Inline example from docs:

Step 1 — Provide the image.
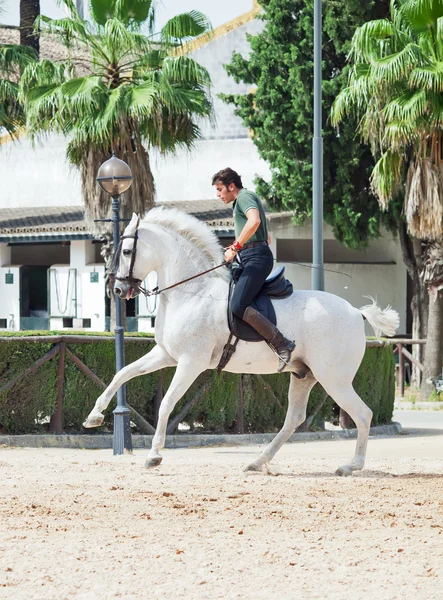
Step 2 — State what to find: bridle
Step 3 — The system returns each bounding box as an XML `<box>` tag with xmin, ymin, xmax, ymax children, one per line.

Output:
<box><xmin>112</xmin><ymin>229</ymin><xmax>143</xmax><ymax>291</ymax></box>
<box><xmin>111</xmin><ymin>226</ymin><xmax>227</xmax><ymax>298</ymax></box>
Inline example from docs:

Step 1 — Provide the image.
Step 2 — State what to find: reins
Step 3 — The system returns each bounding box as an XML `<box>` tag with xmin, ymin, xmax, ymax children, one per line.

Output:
<box><xmin>137</xmin><ymin>261</ymin><xmax>228</xmax><ymax>297</ymax></box>
<box><xmin>112</xmin><ymin>226</ymin><xmax>228</xmax><ymax>297</ymax></box>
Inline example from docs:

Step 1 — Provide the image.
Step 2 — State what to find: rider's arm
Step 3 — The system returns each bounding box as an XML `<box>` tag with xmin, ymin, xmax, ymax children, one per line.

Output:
<box><xmin>224</xmin><ymin>209</ymin><xmax>261</xmax><ymax>263</ymax></box>
<box><xmin>236</xmin><ymin>208</ymin><xmax>261</xmax><ymax>246</ymax></box>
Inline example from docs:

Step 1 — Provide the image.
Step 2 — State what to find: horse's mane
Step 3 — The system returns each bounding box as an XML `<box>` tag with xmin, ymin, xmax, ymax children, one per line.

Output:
<box><xmin>142</xmin><ymin>206</ymin><xmax>229</xmax><ymax>278</ymax></box>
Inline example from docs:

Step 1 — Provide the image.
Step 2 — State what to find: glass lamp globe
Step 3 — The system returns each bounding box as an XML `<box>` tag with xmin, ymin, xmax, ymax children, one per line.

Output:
<box><xmin>97</xmin><ymin>154</ymin><xmax>133</xmax><ymax>195</ymax></box>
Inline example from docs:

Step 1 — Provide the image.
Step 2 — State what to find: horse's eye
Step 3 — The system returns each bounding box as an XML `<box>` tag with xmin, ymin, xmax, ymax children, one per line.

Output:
<box><xmin>123</xmin><ymin>249</ymin><xmax>132</xmax><ymax>256</ymax></box>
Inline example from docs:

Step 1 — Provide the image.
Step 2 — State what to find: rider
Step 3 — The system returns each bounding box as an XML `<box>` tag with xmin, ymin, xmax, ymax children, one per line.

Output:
<box><xmin>212</xmin><ymin>167</ymin><xmax>295</xmax><ymax>372</ymax></box>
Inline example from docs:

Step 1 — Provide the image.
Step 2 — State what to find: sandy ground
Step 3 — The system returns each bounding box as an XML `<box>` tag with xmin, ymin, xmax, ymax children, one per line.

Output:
<box><xmin>1</xmin><ymin>430</ymin><xmax>443</xmax><ymax>600</ymax></box>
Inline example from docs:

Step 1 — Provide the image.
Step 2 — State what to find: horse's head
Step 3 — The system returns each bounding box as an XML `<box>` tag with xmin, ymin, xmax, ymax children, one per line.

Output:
<box><xmin>113</xmin><ymin>213</ymin><xmax>146</xmax><ymax>300</ymax></box>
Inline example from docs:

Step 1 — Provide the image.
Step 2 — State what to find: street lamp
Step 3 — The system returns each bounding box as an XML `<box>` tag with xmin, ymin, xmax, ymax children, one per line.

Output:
<box><xmin>97</xmin><ymin>153</ymin><xmax>133</xmax><ymax>455</ymax></box>
<box><xmin>312</xmin><ymin>0</ymin><xmax>324</xmax><ymax>291</ymax></box>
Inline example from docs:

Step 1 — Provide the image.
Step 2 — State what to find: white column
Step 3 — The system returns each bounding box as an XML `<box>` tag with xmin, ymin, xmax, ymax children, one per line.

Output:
<box><xmin>0</xmin><ymin>243</ymin><xmax>11</xmax><ymax>267</ymax></box>
<box><xmin>70</xmin><ymin>240</ymin><xmax>95</xmax><ymax>267</ymax></box>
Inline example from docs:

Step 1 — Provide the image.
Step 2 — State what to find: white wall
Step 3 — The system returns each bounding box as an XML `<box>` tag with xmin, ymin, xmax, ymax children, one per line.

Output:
<box><xmin>2</xmin><ymin>134</ymin><xmax>82</xmax><ymax>209</ymax></box>
<box><xmin>151</xmin><ymin>138</ymin><xmax>271</xmax><ymax>203</ymax></box>
<box><xmin>0</xmin><ymin>266</ymin><xmax>20</xmax><ymax>329</ymax></box>
<box><xmin>48</xmin><ymin>240</ymin><xmax>106</xmax><ymax>329</ymax></box>
<box><xmin>269</xmin><ymin>219</ymin><xmax>408</xmax><ymax>335</ymax></box>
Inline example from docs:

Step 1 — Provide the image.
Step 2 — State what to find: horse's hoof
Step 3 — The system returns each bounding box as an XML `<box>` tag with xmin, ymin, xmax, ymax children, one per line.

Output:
<box><xmin>83</xmin><ymin>414</ymin><xmax>104</xmax><ymax>428</ymax></box>
<box><xmin>145</xmin><ymin>456</ymin><xmax>162</xmax><ymax>469</ymax></box>
<box><xmin>244</xmin><ymin>462</ymin><xmax>263</xmax><ymax>472</ymax></box>
<box><xmin>335</xmin><ymin>465</ymin><xmax>353</xmax><ymax>477</ymax></box>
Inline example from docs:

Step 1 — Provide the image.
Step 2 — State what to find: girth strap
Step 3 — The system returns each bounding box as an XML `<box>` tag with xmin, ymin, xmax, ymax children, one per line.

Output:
<box><xmin>217</xmin><ymin>333</ymin><xmax>240</xmax><ymax>372</ymax></box>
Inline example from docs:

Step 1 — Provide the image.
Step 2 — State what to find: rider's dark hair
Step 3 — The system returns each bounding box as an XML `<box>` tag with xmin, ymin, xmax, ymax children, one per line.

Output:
<box><xmin>211</xmin><ymin>168</ymin><xmax>243</xmax><ymax>189</ymax></box>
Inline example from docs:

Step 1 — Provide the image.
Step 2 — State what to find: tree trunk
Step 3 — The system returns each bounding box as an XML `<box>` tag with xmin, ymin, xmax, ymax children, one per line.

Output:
<box><xmin>420</xmin><ymin>289</ymin><xmax>443</xmax><ymax>398</ymax></box>
<box><xmin>20</xmin><ymin>0</ymin><xmax>40</xmax><ymax>56</ymax></box>
<box><xmin>420</xmin><ymin>241</ymin><xmax>443</xmax><ymax>399</ymax></box>
<box><xmin>398</xmin><ymin>222</ymin><xmax>428</xmax><ymax>387</ymax></box>
<box><xmin>81</xmin><ymin>125</ymin><xmax>155</xmax><ymax>229</ymax></box>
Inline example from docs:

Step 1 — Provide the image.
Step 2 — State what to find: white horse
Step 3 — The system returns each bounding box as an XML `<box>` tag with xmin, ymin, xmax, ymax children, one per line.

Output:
<box><xmin>84</xmin><ymin>208</ymin><xmax>399</xmax><ymax>476</ymax></box>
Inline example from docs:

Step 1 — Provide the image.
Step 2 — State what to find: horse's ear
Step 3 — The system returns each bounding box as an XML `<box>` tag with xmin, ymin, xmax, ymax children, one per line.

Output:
<box><xmin>126</xmin><ymin>213</ymin><xmax>140</xmax><ymax>235</ymax></box>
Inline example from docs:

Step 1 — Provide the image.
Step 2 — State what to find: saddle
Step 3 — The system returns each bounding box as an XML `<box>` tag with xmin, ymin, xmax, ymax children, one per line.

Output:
<box><xmin>219</xmin><ymin>265</ymin><xmax>310</xmax><ymax>378</ymax></box>
<box><xmin>228</xmin><ymin>265</ymin><xmax>293</xmax><ymax>342</ymax></box>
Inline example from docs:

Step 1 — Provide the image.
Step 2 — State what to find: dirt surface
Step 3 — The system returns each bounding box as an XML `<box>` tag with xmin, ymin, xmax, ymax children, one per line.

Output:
<box><xmin>1</xmin><ymin>432</ymin><xmax>443</xmax><ymax>600</ymax></box>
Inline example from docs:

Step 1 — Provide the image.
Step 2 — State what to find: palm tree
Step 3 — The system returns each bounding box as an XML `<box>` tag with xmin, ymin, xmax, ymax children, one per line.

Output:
<box><xmin>331</xmin><ymin>0</ymin><xmax>443</xmax><ymax>398</ymax></box>
<box><xmin>20</xmin><ymin>0</ymin><xmax>40</xmax><ymax>56</ymax></box>
<box><xmin>19</xmin><ymin>0</ymin><xmax>213</xmax><ymax>222</ymax></box>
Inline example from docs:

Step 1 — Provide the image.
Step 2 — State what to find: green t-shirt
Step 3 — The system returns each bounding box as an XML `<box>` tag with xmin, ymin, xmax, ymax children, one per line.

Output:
<box><xmin>233</xmin><ymin>188</ymin><xmax>268</xmax><ymax>243</ymax></box>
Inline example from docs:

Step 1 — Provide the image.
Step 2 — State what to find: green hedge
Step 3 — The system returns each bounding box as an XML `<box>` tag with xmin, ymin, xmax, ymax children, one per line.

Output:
<box><xmin>0</xmin><ymin>333</ymin><xmax>395</xmax><ymax>435</ymax></box>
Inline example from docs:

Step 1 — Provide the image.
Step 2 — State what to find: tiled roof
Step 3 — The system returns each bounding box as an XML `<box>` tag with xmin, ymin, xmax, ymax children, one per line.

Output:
<box><xmin>0</xmin><ymin>201</ymin><xmax>293</xmax><ymax>243</ymax></box>
<box><xmin>0</xmin><ymin>201</ymin><xmax>235</xmax><ymax>242</ymax></box>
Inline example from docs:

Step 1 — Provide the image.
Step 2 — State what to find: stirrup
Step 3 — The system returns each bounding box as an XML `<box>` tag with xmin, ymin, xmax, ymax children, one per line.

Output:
<box><xmin>267</xmin><ymin>341</ymin><xmax>295</xmax><ymax>372</ymax></box>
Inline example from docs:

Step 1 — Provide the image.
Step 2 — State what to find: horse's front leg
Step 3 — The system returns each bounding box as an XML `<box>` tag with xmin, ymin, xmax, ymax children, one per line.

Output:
<box><xmin>145</xmin><ymin>357</ymin><xmax>206</xmax><ymax>468</ymax></box>
<box><xmin>83</xmin><ymin>345</ymin><xmax>176</xmax><ymax>428</ymax></box>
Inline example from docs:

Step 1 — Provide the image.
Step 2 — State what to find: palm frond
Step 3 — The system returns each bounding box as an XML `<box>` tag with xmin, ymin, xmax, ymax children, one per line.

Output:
<box><xmin>410</xmin><ymin>63</ymin><xmax>443</xmax><ymax>92</ymax></box>
<box><xmin>129</xmin><ymin>81</ymin><xmax>158</xmax><ymax>117</ymax></box>
<box><xmin>161</xmin><ymin>56</ymin><xmax>211</xmax><ymax>87</ymax></box>
<box><xmin>0</xmin><ymin>45</ymin><xmax>37</xmax><ymax>75</ymax></box>
<box><xmin>384</xmin><ymin>89</ymin><xmax>427</xmax><ymax>122</ymax></box>
<box><xmin>331</xmin><ymin>67</ymin><xmax>374</xmax><ymax>127</ymax></box>
<box><xmin>401</xmin><ymin>0</ymin><xmax>443</xmax><ymax>34</ymax></box>
<box><xmin>37</xmin><ymin>14</ymin><xmax>93</xmax><ymax>47</ymax></box>
<box><xmin>370</xmin><ymin>43</ymin><xmax>423</xmax><ymax>84</ymax></box>
<box><xmin>103</xmin><ymin>18</ymin><xmax>150</xmax><ymax>54</ymax></box>
<box><xmin>160</xmin><ymin>11</ymin><xmax>212</xmax><ymax>45</ymax></box>
<box><xmin>371</xmin><ymin>149</ymin><xmax>404</xmax><ymax>208</ymax></box>
<box><xmin>383</xmin><ymin>120</ymin><xmax>420</xmax><ymax>149</ymax></box>
<box><xmin>350</xmin><ymin>19</ymin><xmax>396</xmax><ymax>62</ymax></box>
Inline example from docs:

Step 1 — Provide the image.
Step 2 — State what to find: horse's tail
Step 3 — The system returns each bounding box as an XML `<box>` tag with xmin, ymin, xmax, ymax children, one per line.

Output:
<box><xmin>359</xmin><ymin>296</ymin><xmax>400</xmax><ymax>339</ymax></box>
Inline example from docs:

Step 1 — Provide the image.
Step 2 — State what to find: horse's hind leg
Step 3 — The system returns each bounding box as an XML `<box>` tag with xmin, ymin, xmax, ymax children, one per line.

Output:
<box><xmin>245</xmin><ymin>373</ymin><xmax>316</xmax><ymax>472</ymax></box>
<box><xmin>83</xmin><ymin>345</ymin><xmax>175</xmax><ymax>428</ymax></box>
<box><xmin>322</xmin><ymin>380</ymin><xmax>373</xmax><ymax>476</ymax></box>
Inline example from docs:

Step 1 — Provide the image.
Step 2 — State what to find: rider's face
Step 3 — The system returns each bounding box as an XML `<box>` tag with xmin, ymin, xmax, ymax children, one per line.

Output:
<box><xmin>214</xmin><ymin>181</ymin><xmax>236</xmax><ymax>204</ymax></box>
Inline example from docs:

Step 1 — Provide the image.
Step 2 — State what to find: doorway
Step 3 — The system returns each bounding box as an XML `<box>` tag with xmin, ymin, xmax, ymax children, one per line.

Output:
<box><xmin>20</xmin><ymin>266</ymin><xmax>50</xmax><ymax>330</ymax></box>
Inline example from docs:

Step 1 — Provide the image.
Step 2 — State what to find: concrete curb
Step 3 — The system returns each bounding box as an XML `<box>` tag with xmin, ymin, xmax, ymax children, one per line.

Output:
<box><xmin>395</xmin><ymin>401</ymin><xmax>443</xmax><ymax>410</ymax></box>
<box><xmin>0</xmin><ymin>423</ymin><xmax>402</xmax><ymax>450</ymax></box>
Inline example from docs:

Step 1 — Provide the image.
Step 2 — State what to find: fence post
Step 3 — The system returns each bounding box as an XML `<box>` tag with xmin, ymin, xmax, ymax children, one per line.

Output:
<box><xmin>398</xmin><ymin>343</ymin><xmax>405</xmax><ymax>398</ymax></box>
<box><xmin>236</xmin><ymin>374</ymin><xmax>245</xmax><ymax>434</ymax></box>
<box><xmin>50</xmin><ymin>342</ymin><xmax>65</xmax><ymax>434</ymax></box>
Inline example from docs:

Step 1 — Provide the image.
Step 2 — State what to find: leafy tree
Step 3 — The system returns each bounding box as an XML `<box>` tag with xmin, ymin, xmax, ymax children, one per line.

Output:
<box><xmin>19</xmin><ymin>0</ymin><xmax>213</xmax><ymax>221</ymax></box>
<box><xmin>221</xmin><ymin>0</ymin><xmax>392</xmax><ymax>250</ymax></box>
<box><xmin>0</xmin><ymin>0</ymin><xmax>36</xmax><ymax>137</ymax></box>
<box><xmin>331</xmin><ymin>0</ymin><xmax>443</xmax><ymax>397</ymax></box>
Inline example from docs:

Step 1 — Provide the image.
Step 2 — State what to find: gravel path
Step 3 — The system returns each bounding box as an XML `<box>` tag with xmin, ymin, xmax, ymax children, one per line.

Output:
<box><xmin>1</xmin><ymin>432</ymin><xmax>443</xmax><ymax>599</ymax></box>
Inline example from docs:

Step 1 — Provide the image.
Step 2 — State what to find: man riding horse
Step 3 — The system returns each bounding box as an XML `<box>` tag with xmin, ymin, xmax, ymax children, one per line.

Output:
<box><xmin>212</xmin><ymin>167</ymin><xmax>295</xmax><ymax>372</ymax></box>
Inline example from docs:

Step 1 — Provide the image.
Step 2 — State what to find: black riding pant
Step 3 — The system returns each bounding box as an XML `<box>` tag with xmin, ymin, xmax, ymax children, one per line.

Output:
<box><xmin>231</xmin><ymin>244</ymin><xmax>274</xmax><ymax>319</ymax></box>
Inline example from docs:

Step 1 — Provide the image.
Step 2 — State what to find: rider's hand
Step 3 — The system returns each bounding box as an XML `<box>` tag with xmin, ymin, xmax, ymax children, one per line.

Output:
<box><xmin>224</xmin><ymin>248</ymin><xmax>237</xmax><ymax>263</ymax></box>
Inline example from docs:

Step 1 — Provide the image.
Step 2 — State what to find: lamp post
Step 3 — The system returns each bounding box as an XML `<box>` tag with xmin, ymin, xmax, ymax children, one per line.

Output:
<box><xmin>97</xmin><ymin>153</ymin><xmax>133</xmax><ymax>455</ymax></box>
<box><xmin>312</xmin><ymin>0</ymin><xmax>324</xmax><ymax>291</ymax></box>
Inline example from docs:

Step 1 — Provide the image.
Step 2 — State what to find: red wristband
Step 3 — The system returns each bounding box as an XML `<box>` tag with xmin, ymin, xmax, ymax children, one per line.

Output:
<box><xmin>232</xmin><ymin>240</ymin><xmax>242</xmax><ymax>251</ymax></box>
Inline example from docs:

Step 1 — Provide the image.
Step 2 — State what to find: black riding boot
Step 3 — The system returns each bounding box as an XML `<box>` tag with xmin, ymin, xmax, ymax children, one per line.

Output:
<box><xmin>243</xmin><ymin>306</ymin><xmax>295</xmax><ymax>372</ymax></box>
